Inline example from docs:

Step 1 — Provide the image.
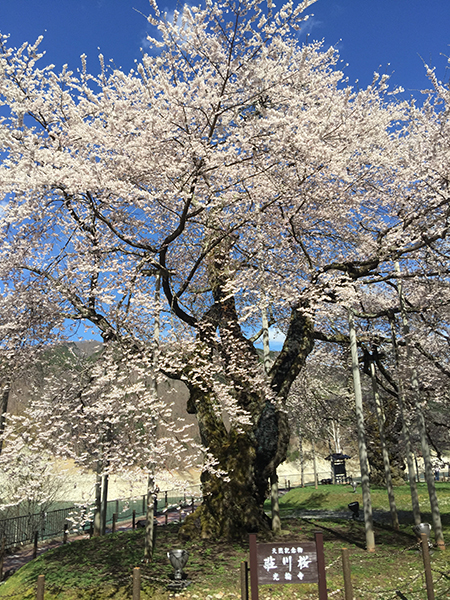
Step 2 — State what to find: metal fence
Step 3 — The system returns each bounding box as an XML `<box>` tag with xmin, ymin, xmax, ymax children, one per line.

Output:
<box><xmin>279</xmin><ymin>471</ymin><xmax>359</xmax><ymax>489</ymax></box>
<box><xmin>0</xmin><ymin>484</ymin><xmax>201</xmax><ymax>550</ymax></box>
<box><xmin>0</xmin><ymin>475</ymin><xmax>371</xmax><ymax>550</ymax></box>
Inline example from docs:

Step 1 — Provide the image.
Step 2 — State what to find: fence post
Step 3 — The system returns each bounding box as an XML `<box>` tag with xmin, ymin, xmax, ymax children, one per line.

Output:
<box><xmin>142</xmin><ymin>495</ymin><xmax>146</xmax><ymax>516</ymax></box>
<box><xmin>249</xmin><ymin>534</ymin><xmax>259</xmax><ymax>600</ymax></box>
<box><xmin>112</xmin><ymin>513</ymin><xmax>117</xmax><ymax>533</ymax></box>
<box><xmin>63</xmin><ymin>523</ymin><xmax>68</xmax><ymax>544</ymax></box>
<box><xmin>132</xmin><ymin>510</ymin><xmax>136</xmax><ymax>530</ymax></box>
<box><xmin>421</xmin><ymin>533</ymin><xmax>435</xmax><ymax>600</ymax></box>
<box><xmin>315</xmin><ymin>531</ymin><xmax>328</xmax><ymax>600</ymax></box>
<box><xmin>33</xmin><ymin>531</ymin><xmax>38</xmax><ymax>559</ymax></box>
<box><xmin>240</xmin><ymin>561</ymin><xmax>249</xmax><ymax>600</ymax></box>
<box><xmin>341</xmin><ymin>548</ymin><xmax>353</xmax><ymax>600</ymax></box>
<box><xmin>36</xmin><ymin>574</ymin><xmax>45</xmax><ymax>600</ymax></box>
<box><xmin>165</xmin><ymin>491</ymin><xmax>168</xmax><ymax>508</ymax></box>
<box><xmin>179</xmin><ymin>506</ymin><xmax>182</xmax><ymax>522</ymax></box>
<box><xmin>132</xmin><ymin>566</ymin><xmax>141</xmax><ymax>600</ymax></box>
<box><xmin>165</xmin><ymin>511</ymin><xmax>168</xmax><ymax>526</ymax></box>
<box><xmin>0</xmin><ymin>535</ymin><xmax>5</xmax><ymax>582</ymax></box>
<box><xmin>191</xmin><ymin>497</ymin><xmax>195</xmax><ymax>513</ymax></box>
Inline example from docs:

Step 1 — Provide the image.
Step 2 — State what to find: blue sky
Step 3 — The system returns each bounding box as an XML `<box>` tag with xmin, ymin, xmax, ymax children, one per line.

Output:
<box><xmin>1</xmin><ymin>0</ymin><xmax>449</xmax><ymax>97</ymax></box>
<box><xmin>1</xmin><ymin>0</ymin><xmax>449</xmax><ymax>346</ymax></box>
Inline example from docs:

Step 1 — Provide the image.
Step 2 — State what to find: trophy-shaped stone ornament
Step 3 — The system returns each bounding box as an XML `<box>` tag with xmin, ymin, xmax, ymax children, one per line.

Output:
<box><xmin>167</xmin><ymin>549</ymin><xmax>189</xmax><ymax>580</ymax></box>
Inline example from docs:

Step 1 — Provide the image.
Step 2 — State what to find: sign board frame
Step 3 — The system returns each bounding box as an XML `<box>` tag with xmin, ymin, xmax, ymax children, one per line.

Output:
<box><xmin>249</xmin><ymin>532</ymin><xmax>327</xmax><ymax>600</ymax></box>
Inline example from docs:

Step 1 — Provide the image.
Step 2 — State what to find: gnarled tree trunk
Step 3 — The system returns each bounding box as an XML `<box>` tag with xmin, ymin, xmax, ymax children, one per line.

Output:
<box><xmin>172</xmin><ymin>232</ymin><xmax>315</xmax><ymax>540</ymax></box>
<box><xmin>179</xmin><ymin>300</ymin><xmax>314</xmax><ymax>539</ymax></box>
<box><xmin>181</xmin><ymin>377</ymin><xmax>292</xmax><ymax>539</ymax></box>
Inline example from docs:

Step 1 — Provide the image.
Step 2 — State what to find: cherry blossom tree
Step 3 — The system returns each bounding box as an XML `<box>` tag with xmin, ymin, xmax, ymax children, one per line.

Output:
<box><xmin>324</xmin><ymin>269</ymin><xmax>450</xmax><ymax>548</ymax></box>
<box><xmin>0</xmin><ymin>337</ymin><xmax>197</xmax><ymax>549</ymax></box>
<box><xmin>0</xmin><ymin>275</ymin><xmax>63</xmax><ymax>453</ymax></box>
<box><xmin>0</xmin><ymin>0</ymin><xmax>448</xmax><ymax>540</ymax></box>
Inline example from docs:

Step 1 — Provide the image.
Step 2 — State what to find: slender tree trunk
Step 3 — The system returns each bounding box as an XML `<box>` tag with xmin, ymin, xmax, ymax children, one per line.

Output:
<box><xmin>369</xmin><ymin>360</ymin><xmax>399</xmax><ymax>530</ymax></box>
<box><xmin>402</xmin><ymin>406</ymin><xmax>421</xmax><ymax>524</ymax></box>
<box><xmin>312</xmin><ymin>438</ymin><xmax>318</xmax><ymax>489</ymax></box>
<box><xmin>390</xmin><ymin>318</ymin><xmax>421</xmax><ymax>525</ymax></box>
<box><xmin>261</xmin><ymin>300</ymin><xmax>281</xmax><ymax>533</ymax></box>
<box><xmin>348</xmin><ymin>310</ymin><xmax>375</xmax><ymax>552</ymax></box>
<box><xmin>93</xmin><ymin>462</ymin><xmax>102</xmax><ymax>536</ymax></box>
<box><xmin>395</xmin><ymin>263</ymin><xmax>444</xmax><ymax>548</ymax></box>
<box><xmin>270</xmin><ymin>473</ymin><xmax>281</xmax><ymax>534</ymax></box>
<box><xmin>298</xmin><ymin>424</ymin><xmax>305</xmax><ymax>488</ymax></box>
<box><xmin>0</xmin><ymin>378</ymin><xmax>11</xmax><ymax>455</ymax></box>
<box><xmin>144</xmin><ymin>272</ymin><xmax>161</xmax><ymax>560</ymax></box>
<box><xmin>144</xmin><ymin>469</ymin><xmax>156</xmax><ymax>561</ymax></box>
<box><xmin>414</xmin><ymin>455</ymin><xmax>421</xmax><ymax>483</ymax></box>
<box><xmin>101</xmin><ymin>473</ymin><xmax>109</xmax><ymax>535</ymax></box>
<box><xmin>415</xmin><ymin>401</ymin><xmax>445</xmax><ymax>548</ymax></box>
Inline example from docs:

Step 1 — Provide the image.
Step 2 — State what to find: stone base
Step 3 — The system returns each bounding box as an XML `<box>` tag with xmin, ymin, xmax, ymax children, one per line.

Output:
<box><xmin>167</xmin><ymin>579</ymin><xmax>192</xmax><ymax>591</ymax></box>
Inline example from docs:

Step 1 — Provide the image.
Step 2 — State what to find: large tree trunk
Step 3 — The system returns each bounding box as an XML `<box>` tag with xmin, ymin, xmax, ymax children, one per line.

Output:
<box><xmin>177</xmin><ymin>235</ymin><xmax>314</xmax><ymax>540</ymax></box>
<box><xmin>181</xmin><ymin>379</ymin><xmax>290</xmax><ymax>539</ymax></box>
<box><xmin>179</xmin><ymin>305</ymin><xmax>314</xmax><ymax>540</ymax></box>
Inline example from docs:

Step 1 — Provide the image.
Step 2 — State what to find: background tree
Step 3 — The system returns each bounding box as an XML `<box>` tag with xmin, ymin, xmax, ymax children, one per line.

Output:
<box><xmin>287</xmin><ymin>342</ymin><xmax>356</xmax><ymax>482</ymax></box>
<box><xmin>0</xmin><ymin>276</ymin><xmax>63</xmax><ymax>452</ymax></box>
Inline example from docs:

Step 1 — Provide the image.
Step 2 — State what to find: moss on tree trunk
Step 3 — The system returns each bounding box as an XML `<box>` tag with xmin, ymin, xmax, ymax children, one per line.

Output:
<box><xmin>178</xmin><ymin>306</ymin><xmax>313</xmax><ymax>540</ymax></box>
<box><xmin>176</xmin><ymin>238</ymin><xmax>315</xmax><ymax>540</ymax></box>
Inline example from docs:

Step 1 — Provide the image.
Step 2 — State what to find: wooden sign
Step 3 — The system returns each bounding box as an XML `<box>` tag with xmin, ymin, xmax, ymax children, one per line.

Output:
<box><xmin>255</xmin><ymin>541</ymin><xmax>318</xmax><ymax>584</ymax></box>
<box><xmin>249</xmin><ymin>532</ymin><xmax>327</xmax><ymax>600</ymax></box>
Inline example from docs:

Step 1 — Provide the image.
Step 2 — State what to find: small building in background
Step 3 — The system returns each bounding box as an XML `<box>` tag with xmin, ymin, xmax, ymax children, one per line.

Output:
<box><xmin>325</xmin><ymin>453</ymin><xmax>352</xmax><ymax>483</ymax></box>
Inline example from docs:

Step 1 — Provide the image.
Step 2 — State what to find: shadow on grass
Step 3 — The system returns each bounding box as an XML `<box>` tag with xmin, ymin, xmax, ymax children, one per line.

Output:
<box><xmin>11</xmin><ymin>530</ymin><xmax>147</xmax><ymax>596</ymax></box>
<box><xmin>300</xmin><ymin>517</ymin><xmax>419</xmax><ymax>551</ymax></box>
<box><xmin>281</xmin><ymin>491</ymin><xmax>330</xmax><ymax>510</ymax></box>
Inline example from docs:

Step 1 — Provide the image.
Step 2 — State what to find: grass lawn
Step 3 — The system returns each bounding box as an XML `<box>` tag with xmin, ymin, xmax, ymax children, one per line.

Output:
<box><xmin>0</xmin><ymin>482</ymin><xmax>449</xmax><ymax>599</ymax></box>
<box><xmin>276</xmin><ymin>480</ymin><xmax>450</xmax><ymax>517</ymax></box>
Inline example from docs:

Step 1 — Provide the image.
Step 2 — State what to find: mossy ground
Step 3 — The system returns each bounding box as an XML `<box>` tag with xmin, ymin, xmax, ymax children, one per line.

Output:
<box><xmin>0</xmin><ymin>482</ymin><xmax>449</xmax><ymax>599</ymax></box>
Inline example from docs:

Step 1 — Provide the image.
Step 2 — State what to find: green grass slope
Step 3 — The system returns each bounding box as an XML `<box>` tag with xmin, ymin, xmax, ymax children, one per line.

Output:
<box><xmin>1</xmin><ymin>483</ymin><xmax>449</xmax><ymax>599</ymax></box>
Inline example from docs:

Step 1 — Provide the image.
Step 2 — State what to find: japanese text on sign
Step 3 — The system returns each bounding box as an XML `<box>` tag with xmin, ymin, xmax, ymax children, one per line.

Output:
<box><xmin>257</xmin><ymin>542</ymin><xmax>318</xmax><ymax>585</ymax></box>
